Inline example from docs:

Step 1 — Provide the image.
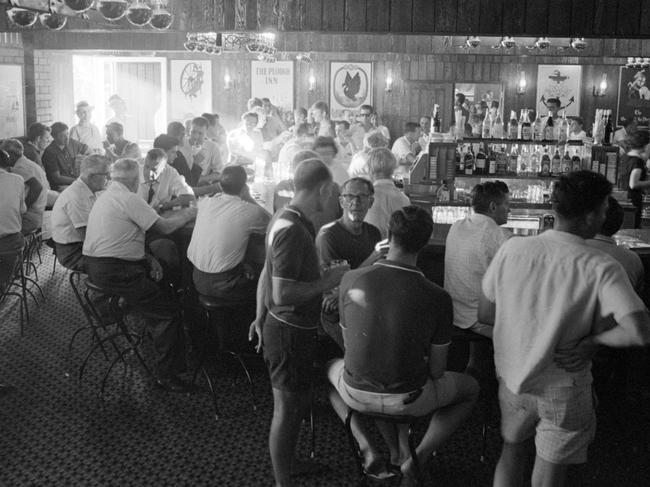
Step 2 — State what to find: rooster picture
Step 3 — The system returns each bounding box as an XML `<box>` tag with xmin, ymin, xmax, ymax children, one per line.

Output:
<box><xmin>331</xmin><ymin>63</ymin><xmax>371</xmax><ymax>115</ymax></box>
<box><xmin>342</xmin><ymin>71</ymin><xmax>361</xmax><ymax>101</ymax></box>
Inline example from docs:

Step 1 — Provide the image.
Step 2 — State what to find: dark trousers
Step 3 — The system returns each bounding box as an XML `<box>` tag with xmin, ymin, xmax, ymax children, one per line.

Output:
<box><xmin>192</xmin><ymin>264</ymin><xmax>257</xmax><ymax>302</ymax></box>
<box><xmin>85</xmin><ymin>256</ymin><xmax>185</xmax><ymax>378</ymax></box>
<box><xmin>54</xmin><ymin>241</ymin><xmax>85</xmax><ymax>272</ymax></box>
<box><xmin>0</xmin><ymin>233</ymin><xmax>24</xmax><ymax>292</ymax></box>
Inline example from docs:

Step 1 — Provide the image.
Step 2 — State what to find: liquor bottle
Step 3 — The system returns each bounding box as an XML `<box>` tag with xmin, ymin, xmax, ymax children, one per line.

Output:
<box><xmin>455</xmin><ymin>146</ymin><xmax>463</xmax><ymax>174</ymax></box>
<box><xmin>497</xmin><ymin>145</ymin><xmax>508</xmax><ymax>175</ymax></box>
<box><xmin>475</xmin><ymin>146</ymin><xmax>487</xmax><ymax>174</ymax></box>
<box><xmin>604</xmin><ymin>110</ymin><xmax>613</xmax><ymax>144</ymax></box>
<box><xmin>517</xmin><ymin>109</ymin><xmax>525</xmax><ymax>139</ymax></box>
<box><xmin>508</xmin><ymin>145</ymin><xmax>519</xmax><ymax>175</ymax></box>
<box><xmin>492</xmin><ymin>110</ymin><xmax>504</xmax><ymax>139</ymax></box>
<box><xmin>432</xmin><ymin>104</ymin><xmax>441</xmax><ymax>134</ymax></box>
<box><xmin>529</xmin><ymin>145</ymin><xmax>541</xmax><ymax>175</ymax></box>
<box><xmin>508</xmin><ymin>110</ymin><xmax>519</xmax><ymax>139</ymax></box>
<box><xmin>482</xmin><ymin>112</ymin><xmax>492</xmax><ymax>139</ymax></box>
<box><xmin>561</xmin><ymin>149</ymin><xmax>572</xmax><ymax>173</ymax></box>
<box><xmin>488</xmin><ymin>147</ymin><xmax>497</xmax><ymax>174</ymax></box>
<box><xmin>558</xmin><ymin>111</ymin><xmax>568</xmax><ymax>144</ymax></box>
<box><xmin>464</xmin><ymin>146</ymin><xmax>475</xmax><ymax>175</ymax></box>
<box><xmin>544</xmin><ymin>113</ymin><xmax>555</xmax><ymax>140</ymax></box>
<box><xmin>533</xmin><ymin>112</ymin><xmax>544</xmax><ymax>141</ymax></box>
<box><xmin>550</xmin><ymin>148</ymin><xmax>561</xmax><ymax>175</ymax></box>
<box><xmin>521</xmin><ymin>110</ymin><xmax>532</xmax><ymax>141</ymax></box>
<box><xmin>571</xmin><ymin>147</ymin><xmax>582</xmax><ymax>172</ymax></box>
<box><xmin>541</xmin><ymin>147</ymin><xmax>551</xmax><ymax>176</ymax></box>
<box><xmin>518</xmin><ymin>146</ymin><xmax>530</xmax><ymax>175</ymax></box>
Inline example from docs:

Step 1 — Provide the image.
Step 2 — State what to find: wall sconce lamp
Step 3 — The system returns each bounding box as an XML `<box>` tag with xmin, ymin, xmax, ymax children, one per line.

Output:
<box><xmin>516</xmin><ymin>71</ymin><xmax>527</xmax><ymax>94</ymax></box>
<box><xmin>593</xmin><ymin>73</ymin><xmax>608</xmax><ymax>97</ymax></box>
<box><xmin>385</xmin><ymin>70</ymin><xmax>394</xmax><ymax>93</ymax></box>
<box><xmin>308</xmin><ymin>69</ymin><xmax>316</xmax><ymax>91</ymax></box>
<box><xmin>224</xmin><ymin>70</ymin><xmax>233</xmax><ymax>90</ymax></box>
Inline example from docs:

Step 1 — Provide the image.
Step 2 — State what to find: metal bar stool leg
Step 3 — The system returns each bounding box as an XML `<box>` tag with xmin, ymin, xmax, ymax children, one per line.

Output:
<box><xmin>344</xmin><ymin>410</ymin><xmax>367</xmax><ymax>483</ymax></box>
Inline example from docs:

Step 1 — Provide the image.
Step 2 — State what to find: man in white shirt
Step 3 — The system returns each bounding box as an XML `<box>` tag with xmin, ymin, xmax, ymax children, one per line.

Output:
<box><xmin>391</xmin><ymin>122</ymin><xmax>421</xmax><ymax>179</ymax></box>
<box><xmin>69</xmin><ymin>101</ymin><xmax>103</xmax><ymax>153</ymax></box>
<box><xmin>350</xmin><ymin>104</ymin><xmax>376</xmax><ymax>151</ymax></box>
<box><xmin>347</xmin><ymin>131</ymin><xmax>389</xmax><ymax>180</ymax></box>
<box><xmin>1</xmin><ymin>139</ymin><xmax>50</xmax><ymax>235</ymax></box>
<box><xmin>276</xmin><ymin>123</ymin><xmax>313</xmax><ymax>180</ymax></box>
<box><xmin>310</xmin><ymin>101</ymin><xmax>336</xmax><ymax>138</ymax></box>
<box><xmin>444</xmin><ymin>181</ymin><xmax>510</xmax><ymax>379</ymax></box>
<box><xmin>364</xmin><ymin>148</ymin><xmax>410</xmax><ymax>239</ymax></box>
<box><xmin>138</xmin><ymin>148</ymin><xmax>194</xmax><ymax>211</ymax></box>
<box><xmin>313</xmin><ymin>136</ymin><xmax>349</xmax><ymax>187</ymax></box>
<box><xmin>188</xmin><ymin>165</ymin><xmax>270</xmax><ymax>301</ymax></box>
<box><xmin>227</xmin><ymin>111</ymin><xmax>267</xmax><ymax>168</ymax></box>
<box><xmin>182</xmin><ymin>117</ymin><xmax>223</xmax><ymax>185</ymax></box>
<box><xmin>51</xmin><ymin>154</ymin><xmax>111</xmax><ymax>271</ymax></box>
<box><xmin>480</xmin><ymin>171</ymin><xmax>650</xmax><ymax>487</ymax></box>
<box><xmin>103</xmin><ymin>122</ymin><xmax>140</xmax><ymax>163</ymax></box>
<box><xmin>83</xmin><ymin>158</ymin><xmax>196</xmax><ymax>392</ymax></box>
<box><xmin>417</xmin><ymin>116</ymin><xmax>431</xmax><ymax>150</ymax></box>
<box><xmin>0</xmin><ymin>150</ymin><xmax>26</xmax><ymax>291</ymax></box>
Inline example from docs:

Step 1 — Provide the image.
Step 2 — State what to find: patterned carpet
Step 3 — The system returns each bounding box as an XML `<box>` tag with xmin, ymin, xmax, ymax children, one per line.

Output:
<box><xmin>1</xmin><ymin>248</ymin><xmax>649</xmax><ymax>486</ymax></box>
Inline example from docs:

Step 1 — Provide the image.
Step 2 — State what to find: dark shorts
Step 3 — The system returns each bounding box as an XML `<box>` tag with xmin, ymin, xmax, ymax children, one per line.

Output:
<box><xmin>54</xmin><ymin>241</ymin><xmax>85</xmax><ymax>272</ymax></box>
<box><xmin>263</xmin><ymin>315</ymin><xmax>317</xmax><ymax>393</ymax></box>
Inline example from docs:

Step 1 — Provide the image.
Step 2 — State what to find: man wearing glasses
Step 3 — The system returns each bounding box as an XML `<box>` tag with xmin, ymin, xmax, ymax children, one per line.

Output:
<box><xmin>51</xmin><ymin>154</ymin><xmax>111</xmax><ymax>271</ymax></box>
<box><xmin>350</xmin><ymin>104</ymin><xmax>376</xmax><ymax>152</ymax></box>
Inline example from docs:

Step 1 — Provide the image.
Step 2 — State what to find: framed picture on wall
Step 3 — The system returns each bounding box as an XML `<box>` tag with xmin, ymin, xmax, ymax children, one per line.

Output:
<box><xmin>535</xmin><ymin>65</ymin><xmax>582</xmax><ymax>117</ymax></box>
<box><xmin>0</xmin><ymin>64</ymin><xmax>25</xmax><ymax>138</ymax></box>
<box><xmin>329</xmin><ymin>62</ymin><xmax>373</xmax><ymax>119</ymax></box>
<box><xmin>251</xmin><ymin>60</ymin><xmax>294</xmax><ymax>113</ymax></box>
<box><xmin>170</xmin><ymin>60</ymin><xmax>212</xmax><ymax>121</ymax></box>
<box><xmin>617</xmin><ymin>66</ymin><xmax>650</xmax><ymax>127</ymax></box>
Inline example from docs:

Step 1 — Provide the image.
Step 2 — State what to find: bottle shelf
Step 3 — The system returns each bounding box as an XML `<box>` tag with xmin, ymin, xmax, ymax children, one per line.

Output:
<box><xmin>458</xmin><ymin>137</ymin><xmax>584</xmax><ymax>146</ymax></box>
<box><xmin>454</xmin><ymin>173</ymin><xmax>560</xmax><ymax>180</ymax></box>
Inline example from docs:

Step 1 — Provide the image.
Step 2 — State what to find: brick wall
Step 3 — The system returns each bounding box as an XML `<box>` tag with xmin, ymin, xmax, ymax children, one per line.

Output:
<box><xmin>33</xmin><ymin>50</ymin><xmax>52</xmax><ymax>123</ymax></box>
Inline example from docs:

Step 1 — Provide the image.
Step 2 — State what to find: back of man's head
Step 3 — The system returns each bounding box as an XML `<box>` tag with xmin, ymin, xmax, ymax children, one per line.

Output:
<box><xmin>0</xmin><ymin>139</ymin><xmax>23</xmax><ymax>158</ymax></box>
<box><xmin>472</xmin><ymin>181</ymin><xmax>509</xmax><ymax>214</ymax></box>
<box><xmin>201</xmin><ymin>113</ymin><xmax>217</xmax><ymax>126</ymax></box>
<box><xmin>111</xmin><ymin>158</ymin><xmax>140</xmax><ymax>183</ymax></box>
<box><xmin>221</xmin><ymin>165</ymin><xmax>248</xmax><ymax>195</ymax></box>
<box><xmin>50</xmin><ymin>122</ymin><xmax>68</xmax><ymax>138</ymax></box>
<box><xmin>191</xmin><ymin>116</ymin><xmax>209</xmax><ymax>129</ymax></box>
<box><xmin>363</xmin><ymin>131</ymin><xmax>388</xmax><ymax>150</ymax></box>
<box><xmin>368</xmin><ymin>148</ymin><xmax>397</xmax><ymax>179</ymax></box>
<box><xmin>628</xmin><ymin>130</ymin><xmax>649</xmax><ymax>150</ymax></box>
<box><xmin>167</xmin><ymin>121</ymin><xmax>184</xmax><ymax>137</ymax></box>
<box><xmin>552</xmin><ymin>171</ymin><xmax>612</xmax><ymax>221</ymax></box>
<box><xmin>404</xmin><ymin>122</ymin><xmax>419</xmax><ymax>135</ymax></box>
<box><xmin>293</xmin><ymin>158</ymin><xmax>332</xmax><ymax>192</ymax></box>
<box><xmin>388</xmin><ymin>206</ymin><xmax>433</xmax><ymax>254</ymax></box>
<box><xmin>0</xmin><ymin>149</ymin><xmax>11</xmax><ymax>168</ymax></box>
<box><xmin>154</xmin><ymin>134</ymin><xmax>179</xmax><ymax>151</ymax></box>
<box><xmin>247</xmin><ymin>97</ymin><xmax>263</xmax><ymax>110</ymax></box>
<box><xmin>290</xmin><ymin>150</ymin><xmax>320</xmax><ymax>174</ymax></box>
<box><xmin>80</xmin><ymin>154</ymin><xmax>111</xmax><ymax>177</ymax></box>
<box><xmin>600</xmin><ymin>196</ymin><xmax>624</xmax><ymax>237</ymax></box>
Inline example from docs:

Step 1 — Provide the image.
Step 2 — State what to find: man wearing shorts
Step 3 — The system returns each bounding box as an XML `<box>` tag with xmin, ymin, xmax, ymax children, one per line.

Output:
<box><xmin>327</xmin><ymin>206</ymin><xmax>479</xmax><ymax>486</ymax></box>
<box><xmin>249</xmin><ymin>158</ymin><xmax>349</xmax><ymax>487</ymax></box>
<box><xmin>479</xmin><ymin>171</ymin><xmax>650</xmax><ymax>487</ymax></box>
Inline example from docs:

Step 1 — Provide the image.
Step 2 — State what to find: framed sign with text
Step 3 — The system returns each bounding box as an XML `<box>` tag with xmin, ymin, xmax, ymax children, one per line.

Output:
<box><xmin>251</xmin><ymin>60</ymin><xmax>294</xmax><ymax>111</ymax></box>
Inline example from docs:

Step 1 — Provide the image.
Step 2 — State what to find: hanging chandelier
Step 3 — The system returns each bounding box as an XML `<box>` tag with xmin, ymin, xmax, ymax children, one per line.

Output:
<box><xmin>183</xmin><ymin>30</ymin><xmax>278</xmax><ymax>62</ymax></box>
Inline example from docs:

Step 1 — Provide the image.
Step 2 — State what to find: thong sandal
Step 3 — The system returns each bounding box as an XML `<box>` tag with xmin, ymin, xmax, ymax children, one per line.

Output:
<box><xmin>363</xmin><ymin>464</ymin><xmax>397</xmax><ymax>481</ymax></box>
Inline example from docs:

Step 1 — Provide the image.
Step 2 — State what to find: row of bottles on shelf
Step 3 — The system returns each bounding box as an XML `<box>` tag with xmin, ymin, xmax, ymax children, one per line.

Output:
<box><xmin>455</xmin><ymin>143</ymin><xmax>590</xmax><ymax>177</ymax></box>
<box><xmin>592</xmin><ymin>109</ymin><xmax>615</xmax><ymax>145</ymax></box>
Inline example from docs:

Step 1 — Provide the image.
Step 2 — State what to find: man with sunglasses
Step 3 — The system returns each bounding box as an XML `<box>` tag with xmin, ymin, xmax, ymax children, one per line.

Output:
<box><xmin>51</xmin><ymin>154</ymin><xmax>111</xmax><ymax>271</ymax></box>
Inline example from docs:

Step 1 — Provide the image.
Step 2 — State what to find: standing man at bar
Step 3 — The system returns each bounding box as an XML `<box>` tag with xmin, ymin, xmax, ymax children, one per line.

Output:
<box><xmin>70</xmin><ymin>101</ymin><xmax>103</xmax><ymax>154</ymax></box>
<box><xmin>480</xmin><ymin>171</ymin><xmax>650</xmax><ymax>487</ymax></box>
<box><xmin>250</xmin><ymin>159</ymin><xmax>349</xmax><ymax>487</ymax></box>
<box><xmin>350</xmin><ymin>104</ymin><xmax>376</xmax><ymax>152</ymax></box>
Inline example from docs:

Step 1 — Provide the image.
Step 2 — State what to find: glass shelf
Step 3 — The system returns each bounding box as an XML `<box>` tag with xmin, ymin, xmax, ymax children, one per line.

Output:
<box><xmin>454</xmin><ymin>174</ymin><xmax>559</xmax><ymax>180</ymax></box>
<box><xmin>456</xmin><ymin>137</ymin><xmax>584</xmax><ymax>146</ymax></box>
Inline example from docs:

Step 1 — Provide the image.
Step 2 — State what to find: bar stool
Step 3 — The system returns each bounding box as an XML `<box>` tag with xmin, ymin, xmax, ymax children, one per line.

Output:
<box><xmin>80</xmin><ymin>279</ymin><xmax>153</xmax><ymax>396</ymax></box>
<box><xmin>192</xmin><ymin>294</ymin><xmax>257</xmax><ymax>420</ymax></box>
<box><xmin>344</xmin><ymin>408</ymin><xmax>424</xmax><ymax>486</ymax></box>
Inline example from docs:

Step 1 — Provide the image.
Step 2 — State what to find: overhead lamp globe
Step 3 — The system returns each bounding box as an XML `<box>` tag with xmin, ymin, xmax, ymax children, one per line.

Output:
<box><xmin>39</xmin><ymin>13</ymin><xmax>68</xmax><ymax>30</ymax></box>
<box><xmin>126</xmin><ymin>2</ymin><xmax>152</xmax><ymax>27</ymax></box>
<box><xmin>97</xmin><ymin>1</ymin><xmax>129</xmax><ymax>21</ymax></box>
<box><xmin>7</xmin><ymin>8</ymin><xmax>38</xmax><ymax>28</ymax></box>
<box><xmin>64</xmin><ymin>0</ymin><xmax>95</xmax><ymax>13</ymax></box>
<box><xmin>150</xmin><ymin>6</ymin><xmax>173</xmax><ymax>30</ymax></box>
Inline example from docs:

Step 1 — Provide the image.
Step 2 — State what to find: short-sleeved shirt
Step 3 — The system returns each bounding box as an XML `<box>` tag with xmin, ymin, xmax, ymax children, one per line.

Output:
<box><xmin>444</xmin><ymin>213</ymin><xmax>510</xmax><ymax>329</ymax></box>
<box><xmin>226</xmin><ymin>127</ymin><xmax>265</xmax><ymax>166</ymax></box>
<box><xmin>264</xmin><ymin>205</ymin><xmax>321</xmax><ymax>329</ymax></box>
<box><xmin>83</xmin><ymin>181</ymin><xmax>159</xmax><ymax>261</ymax></box>
<box><xmin>347</xmin><ymin>151</ymin><xmax>369</xmax><ymax>179</ymax></box>
<box><xmin>316</xmin><ymin>220</ymin><xmax>381</xmax><ymax>269</ymax></box>
<box><xmin>188</xmin><ymin>193</ymin><xmax>270</xmax><ymax>273</ymax></box>
<box><xmin>12</xmin><ymin>156</ymin><xmax>49</xmax><ymax>230</ymax></box>
<box><xmin>364</xmin><ymin>179</ymin><xmax>411</xmax><ymax>239</ymax></box>
<box><xmin>169</xmin><ymin>151</ymin><xmax>202</xmax><ymax>188</ymax></box>
<box><xmin>51</xmin><ymin>178</ymin><xmax>97</xmax><ymax>244</ymax></box>
<box><xmin>22</xmin><ymin>143</ymin><xmax>43</xmax><ymax>168</ymax></box>
<box><xmin>69</xmin><ymin>124</ymin><xmax>103</xmax><ymax>153</ymax></box>
<box><xmin>340</xmin><ymin>260</ymin><xmax>453</xmax><ymax>394</ymax></box>
<box><xmin>0</xmin><ymin>169</ymin><xmax>26</xmax><ymax>238</ymax></box>
<box><xmin>137</xmin><ymin>163</ymin><xmax>194</xmax><ymax>208</ymax></box>
<box><xmin>586</xmin><ymin>234</ymin><xmax>645</xmax><ymax>292</ymax></box>
<box><xmin>627</xmin><ymin>155</ymin><xmax>647</xmax><ymax>206</ymax></box>
<box><xmin>42</xmin><ymin>139</ymin><xmax>89</xmax><ymax>188</ymax></box>
<box><xmin>391</xmin><ymin>136</ymin><xmax>415</xmax><ymax>163</ymax></box>
<box><xmin>482</xmin><ymin>230</ymin><xmax>647</xmax><ymax>394</ymax></box>
<box><xmin>182</xmin><ymin>139</ymin><xmax>223</xmax><ymax>177</ymax></box>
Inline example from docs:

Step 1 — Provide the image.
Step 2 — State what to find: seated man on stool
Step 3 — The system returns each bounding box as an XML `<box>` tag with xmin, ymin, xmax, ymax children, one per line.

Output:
<box><xmin>444</xmin><ymin>181</ymin><xmax>510</xmax><ymax>380</ymax></box>
<box><xmin>83</xmin><ymin>158</ymin><xmax>197</xmax><ymax>391</ymax></box>
<box><xmin>327</xmin><ymin>206</ymin><xmax>479</xmax><ymax>485</ymax></box>
<box><xmin>51</xmin><ymin>154</ymin><xmax>111</xmax><ymax>271</ymax></box>
<box><xmin>188</xmin><ymin>165</ymin><xmax>270</xmax><ymax>301</ymax></box>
